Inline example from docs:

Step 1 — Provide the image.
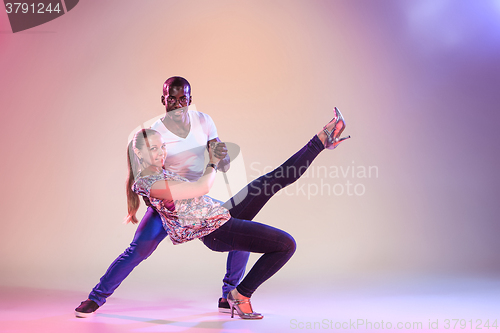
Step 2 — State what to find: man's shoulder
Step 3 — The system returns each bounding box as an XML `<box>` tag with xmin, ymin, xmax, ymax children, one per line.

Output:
<box><xmin>150</xmin><ymin>117</ymin><xmax>165</xmax><ymax>130</ymax></box>
<box><xmin>189</xmin><ymin>109</ymin><xmax>211</xmax><ymax>119</ymax></box>
<box><xmin>189</xmin><ymin>109</ymin><xmax>216</xmax><ymax>129</ymax></box>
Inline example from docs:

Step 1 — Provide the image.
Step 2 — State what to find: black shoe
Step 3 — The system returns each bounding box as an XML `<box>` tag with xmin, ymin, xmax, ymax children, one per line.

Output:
<box><xmin>218</xmin><ymin>297</ymin><xmax>231</xmax><ymax>313</ymax></box>
<box><xmin>75</xmin><ymin>299</ymin><xmax>99</xmax><ymax>318</ymax></box>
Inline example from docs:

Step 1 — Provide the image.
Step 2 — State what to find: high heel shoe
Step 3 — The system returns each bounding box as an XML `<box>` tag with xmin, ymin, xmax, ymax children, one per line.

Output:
<box><xmin>323</xmin><ymin>107</ymin><xmax>351</xmax><ymax>149</ymax></box>
<box><xmin>227</xmin><ymin>289</ymin><xmax>264</xmax><ymax>320</ymax></box>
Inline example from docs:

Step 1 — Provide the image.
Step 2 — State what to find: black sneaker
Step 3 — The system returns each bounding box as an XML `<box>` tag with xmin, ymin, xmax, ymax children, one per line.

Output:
<box><xmin>218</xmin><ymin>297</ymin><xmax>231</xmax><ymax>313</ymax></box>
<box><xmin>75</xmin><ymin>299</ymin><xmax>99</xmax><ymax>318</ymax></box>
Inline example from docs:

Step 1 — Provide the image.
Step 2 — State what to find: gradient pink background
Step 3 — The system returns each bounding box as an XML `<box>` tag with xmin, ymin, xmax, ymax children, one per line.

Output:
<box><xmin>1</xmin><ymin>0</ymin><xmax>500</xmax><ymax>309</ymax></box>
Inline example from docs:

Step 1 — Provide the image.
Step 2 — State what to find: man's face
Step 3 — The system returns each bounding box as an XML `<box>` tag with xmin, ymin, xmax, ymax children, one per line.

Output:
<box><xmin>163</xmin><ymin>85</ymin><xmax>191</xmax><ymax>122</ymax></box>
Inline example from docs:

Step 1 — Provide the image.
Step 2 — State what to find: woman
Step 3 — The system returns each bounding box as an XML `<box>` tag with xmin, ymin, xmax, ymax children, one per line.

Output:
<box><xmin>126</xmin><ymin>108</ymin><xmax>349</xmax><ymax>319</ymax></box>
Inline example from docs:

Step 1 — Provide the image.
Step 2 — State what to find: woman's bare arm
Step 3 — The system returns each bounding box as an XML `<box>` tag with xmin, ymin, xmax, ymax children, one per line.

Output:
<box><xmin>150</xmin><ymin>167</ymin><xmax>216</xmax><ymax>200</ymax></box>
<box><xmin>149</xmin><ymin>142</ymin><xmax>224</xmax><ymax>201</ymax></box>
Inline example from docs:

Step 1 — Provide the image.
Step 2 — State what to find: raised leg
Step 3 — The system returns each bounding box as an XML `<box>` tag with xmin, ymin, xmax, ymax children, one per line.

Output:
<box><xmin>217</xmin><ymin>135</ymin><xmax>324</xmax><ymax>302</ymax></box>
<box><xmin>224</xmin><ymin>134</ymin><xmax>325</xmax><ymax>220</ymax></box>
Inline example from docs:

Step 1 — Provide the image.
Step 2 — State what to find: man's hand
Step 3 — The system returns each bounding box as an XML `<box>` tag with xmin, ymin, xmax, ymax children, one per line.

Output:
<box><xmin>212</xmin><ymin>141</ymin><xmax>228</xmax><ymax>160</ymax></box>
<box><xmin>207</xmin><ymin>138</ymin><xmax>230</xmax><ymax>173</ymax></box>
<box><xmin>208</xmin><ymin>141</ymin><xmax>225</xmax><ymax>165</ymax></box>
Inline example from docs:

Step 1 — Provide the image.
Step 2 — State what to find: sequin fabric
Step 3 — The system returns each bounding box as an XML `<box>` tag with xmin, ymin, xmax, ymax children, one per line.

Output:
<box><xmin>133</xmin><ymin>170</ymin><xmax>231</xmax><ymax>245</ymax></box>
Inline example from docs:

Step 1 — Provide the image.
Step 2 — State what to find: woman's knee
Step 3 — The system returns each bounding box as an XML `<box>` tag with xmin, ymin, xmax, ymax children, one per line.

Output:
<box><xmin>278</xmin><ymin>231</ymin><xmax>296</xmax><ymax>255</ymax></box>
<box><xmin>286</xmin><ymin>233</ymin><xmax>297</xmax><ymax>255</ymax></box>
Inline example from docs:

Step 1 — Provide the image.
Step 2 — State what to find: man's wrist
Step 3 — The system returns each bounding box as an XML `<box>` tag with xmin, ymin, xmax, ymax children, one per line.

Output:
<box><xmin>218</xmin><ymin>156</ymin><xmax>230</xmax><ymax>171</ymax></box>
<box><xmin>207</xmin><ymin>163</ymin><xmax>218</xmax><ymax>172</ymax></box>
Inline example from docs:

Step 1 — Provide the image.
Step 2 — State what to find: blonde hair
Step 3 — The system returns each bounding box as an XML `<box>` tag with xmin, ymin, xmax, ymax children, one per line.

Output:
<box><xmin>124</xmin><ymin>128</ymin><xmax>162</xmax><ymax>224</ymax></box>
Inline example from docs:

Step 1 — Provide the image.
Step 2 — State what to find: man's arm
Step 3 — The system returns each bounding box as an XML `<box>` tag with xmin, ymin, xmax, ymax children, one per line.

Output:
<box><xmin>207</xmin><ymin>137</ymin><xmax>230</xmax><ymax>173</ymax></box>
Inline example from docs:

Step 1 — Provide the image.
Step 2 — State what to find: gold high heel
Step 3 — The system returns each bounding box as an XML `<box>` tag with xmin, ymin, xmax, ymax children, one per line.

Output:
<box><xmin>227</xmin><ymin>289</ymin><xmax>264</xmax><ymax>320</ymax></box>
<box><xmin>323</xmin><ymin>107</ymin><xmax>351</xmax><ymax>149</ymax></box>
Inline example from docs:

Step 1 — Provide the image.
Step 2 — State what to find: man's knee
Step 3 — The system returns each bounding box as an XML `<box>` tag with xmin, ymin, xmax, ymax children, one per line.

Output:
<box><xmin>124</xmin><ymin>241</ymin><xmax>159</xmax><ymax>263</ymax></box>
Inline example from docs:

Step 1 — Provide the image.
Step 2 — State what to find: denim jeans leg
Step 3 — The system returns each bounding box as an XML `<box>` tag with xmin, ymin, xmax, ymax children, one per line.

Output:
<box><xmin>225</xmin><ymin>135</ymin><xmax>324</xmax><ymax>221</ymax></box>
<box><xmin>210</xmin><ymin>198</ymin><xmax>250</xmax><ymax>298</ymax></box>
<box><xmin>88</xmin><ymin>208</ymin><xmax>167</xmax><ymax>306</ymax></box>
<box><xmin>217</xmin><ymin>135</ymin><xmax>323</xmax><ymax>298</ymax></box>
<box><xmin>203</xmin><ymin>218</ymin><xmax>296</xmax><ymax>298</ymax></box>
<box><xmin>221</xmin><ymin>250</ymin><xmax>249</xmax><ymax>299</ymax></box>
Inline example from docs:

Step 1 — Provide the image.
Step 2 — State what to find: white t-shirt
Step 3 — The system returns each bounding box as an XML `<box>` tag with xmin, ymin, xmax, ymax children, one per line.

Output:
<box><xmin>150</xmin><ymin>110</ymin><xmax>218</xmax><ymax>182</ymax></box>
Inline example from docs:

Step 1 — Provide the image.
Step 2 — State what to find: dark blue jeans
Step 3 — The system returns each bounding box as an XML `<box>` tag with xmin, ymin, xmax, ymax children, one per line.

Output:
<box><xmin>204</xmin><ymin>134</ymin><xmax>325</xmax><ymax>297</ymax></box>
<box><xmin>202</xmin><ymin>218</ymin><xmax>296</xmax><ymax>298</ymax></box>
<box><xmin>88</xmin><ymin>135</ymin><xmax>324</xmax><ymax>305</ymax></box>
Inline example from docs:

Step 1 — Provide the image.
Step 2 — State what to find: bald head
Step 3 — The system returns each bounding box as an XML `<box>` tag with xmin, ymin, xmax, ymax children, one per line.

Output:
<box><xmin>161</xmin><ymin>76</ymin><xmax>192</xmax><ymax>116</ymax></box>
<box><xmin>163</xmin><ymin>76</ymin><xmax>191</xmax><ymax>95</ymax></box>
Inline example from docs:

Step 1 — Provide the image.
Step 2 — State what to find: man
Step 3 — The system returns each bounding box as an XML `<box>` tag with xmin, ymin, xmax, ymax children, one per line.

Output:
<box><xmin>75</xmin><ymin>77</ymin><xmax>250</xmax><ymax>317</ymax></box>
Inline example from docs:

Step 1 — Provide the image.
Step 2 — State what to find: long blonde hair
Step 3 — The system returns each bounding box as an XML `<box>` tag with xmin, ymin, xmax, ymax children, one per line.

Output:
<box><xmin>124</xmin><ymin>128</ymin><xmax>162</xmax><ymax>224</ymax></box>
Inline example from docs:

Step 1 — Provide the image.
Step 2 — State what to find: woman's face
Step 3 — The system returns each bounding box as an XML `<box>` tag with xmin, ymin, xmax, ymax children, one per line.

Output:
<box><xmin>137</xmin><ymin>134</ymin><xmax>166</xmax><ymax>169</ymax></box>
